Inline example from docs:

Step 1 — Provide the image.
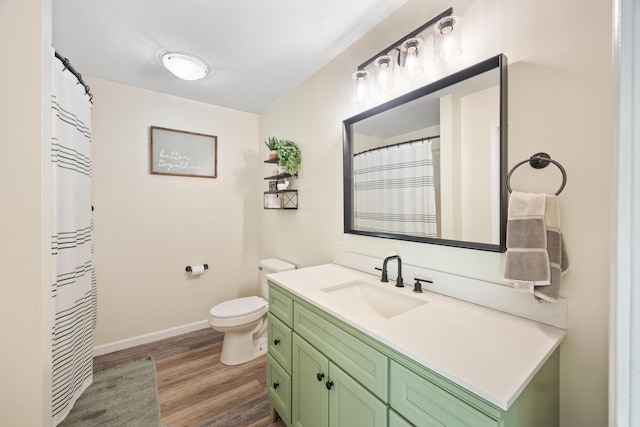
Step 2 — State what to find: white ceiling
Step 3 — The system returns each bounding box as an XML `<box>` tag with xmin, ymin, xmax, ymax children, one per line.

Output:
<box><xmin>52</xmin><ymin>0</ymin><xmax>407</xmax><ymax>114</ymax></box>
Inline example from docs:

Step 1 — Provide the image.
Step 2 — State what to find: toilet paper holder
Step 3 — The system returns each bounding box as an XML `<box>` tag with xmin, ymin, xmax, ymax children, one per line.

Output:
<box><xmin>185</xmin><ymin>264</ymin><xmax>209</xmax><ymax>272</ymax></box>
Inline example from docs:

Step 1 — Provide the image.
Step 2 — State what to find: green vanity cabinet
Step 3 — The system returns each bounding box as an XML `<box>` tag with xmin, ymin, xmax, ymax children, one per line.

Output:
<box><xmin>269</xmin><ymin>284</ymin><xmax>388</xmax><ymax>427</ymax></box>
<box><xmin>267</xmin><ymin>282</ymin><xmax>560</xmax><ymax>427</ymax></box>
<box><xmin>292</xmin><ymin>334</ymin><xmax>387</xmax><ymax>427</ymax></box>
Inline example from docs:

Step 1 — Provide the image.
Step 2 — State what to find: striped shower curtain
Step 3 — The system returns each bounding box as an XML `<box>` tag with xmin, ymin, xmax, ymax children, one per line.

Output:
<box><xmin>354</xmin><ymin>141</ymin><xmax>437</xmax><ymax>237</ymax></box>
<box><xmin>51</xmin><ymin>52</ymin><xmax>96</xmax><ymax>426</ymax></box>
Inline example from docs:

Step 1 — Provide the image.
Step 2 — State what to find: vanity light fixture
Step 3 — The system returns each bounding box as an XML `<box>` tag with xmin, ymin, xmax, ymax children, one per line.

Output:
<box><xmin>160</xmin><ymin>50</ymin><xmax>210</xmax><ymax>81</ymax></box>
<box><xmin>351</xmin><ymin>7</ymin><xmax>462</xmax><ymax>102</ymax></box>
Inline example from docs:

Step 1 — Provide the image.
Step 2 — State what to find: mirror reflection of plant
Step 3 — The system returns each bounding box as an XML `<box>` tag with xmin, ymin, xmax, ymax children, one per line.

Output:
<box><xmin>275</xmin><ymin>139</ymin><xmax>301</xmax><ymax>175</ymax></box>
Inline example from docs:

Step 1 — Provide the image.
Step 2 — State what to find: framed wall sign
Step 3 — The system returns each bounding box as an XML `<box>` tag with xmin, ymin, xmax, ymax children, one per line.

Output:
<box><xmin>150</xmin><ymin>126</ymin><xmax>218</xmax><ymax>178</ymax></box>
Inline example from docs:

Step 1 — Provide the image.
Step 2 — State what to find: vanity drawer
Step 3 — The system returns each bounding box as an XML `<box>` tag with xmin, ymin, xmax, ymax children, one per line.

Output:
<box><xmin>268</xmin><ymin>313</ymin><xmax>292</xmax><ymax>373</ymax></box>
<box><xmin>267</xmin><ymin>354</ymin><xmax>292</xmax><ymax>426</ymax></box>
<box><xmin>390</xmin><ymin>361</ymin><xmax>499</xmax><ymax>427</ymax></box>
<box><xmin>269</xmin><ymin>284</ymin><xmax>294</xmax><ymax>327</ymax></box>
<box><xmin>293</xmin><ymin>303</ymin><xmax>388</xmax><ymax>402</ymax></box>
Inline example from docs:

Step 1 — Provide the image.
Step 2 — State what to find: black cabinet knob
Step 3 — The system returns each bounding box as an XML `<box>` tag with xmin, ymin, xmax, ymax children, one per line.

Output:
<box><xmin>273</xmin><ymin>339</ymin><xmax>280</xmax><ymax>345</ymax></box>
<box><xmin>273</xmin><ymin>382</ymin><xmax>279</xmax><ymax>389</ymax></box>
<box><xmin>325</xmin><ymin>381</ymin><xmax>334</xmax><ymax>390</ymax></box>
<box><xmin>316</xmin><ymin>373</ymin><xmax>325</xmax><ymax>382</ymax></box>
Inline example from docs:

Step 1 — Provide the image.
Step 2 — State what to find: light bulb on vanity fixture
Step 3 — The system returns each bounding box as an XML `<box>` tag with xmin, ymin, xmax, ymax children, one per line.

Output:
<box><xmin>399</xmin><ymin>38</ymin><xmax>424</xmax><ymax>79</ymax></box>
<box><xmin>350</xmin><ymin>7</ymin><xmax>462</xmax><ymax>102</ymax></box>
<box><xmin>352</xmin><ymin>70</ymin><xmax>371</xmax><ymax>102</ymax></box>
<box><xmin>374</xmin><ymin>55</ymin><xmax>395</xmax><ymax>91</ymax></box>
<box><xmin>434</xmin><ymin>16</ymin><xmax>462</xmax><ymax>62</ymax></box>
<box><xmin>160</xmin><ymin>50</ymin><xmax>210</xmax><ymax>81</ymax></box>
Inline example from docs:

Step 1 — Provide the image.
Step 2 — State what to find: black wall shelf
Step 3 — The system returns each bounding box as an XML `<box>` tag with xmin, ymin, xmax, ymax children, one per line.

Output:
<box><xmin>264</xmin><ymin>155</ymin><xmax>299</xmax><ymax>209</ymax></box>
<box><xmin>264</xmin><ymin>172</ymin><xmax>294</xmax><ymax>180</ymax></box>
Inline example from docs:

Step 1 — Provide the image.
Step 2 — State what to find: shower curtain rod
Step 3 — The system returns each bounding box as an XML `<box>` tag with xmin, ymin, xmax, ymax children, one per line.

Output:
<box><xmin>54</xmin><ymin>51</ymin><xmax>93</xmax><ymax>102</ymax></box>
<box><xmin>354</xmin><ymin>135</ymin><xmax>440</xmax><ymax>156</ymax></box>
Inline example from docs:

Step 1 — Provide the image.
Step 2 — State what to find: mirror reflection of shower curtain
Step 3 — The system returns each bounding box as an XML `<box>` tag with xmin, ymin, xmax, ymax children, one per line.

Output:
<box><xmin>51</xmin><ymin>51</ymin><xmax>96</xmax><ymax>426</ymax></box>
<box><xmin>354</xmin><ymin>141</ymin><xmax>437</xmax><ymax>237</ymax></box>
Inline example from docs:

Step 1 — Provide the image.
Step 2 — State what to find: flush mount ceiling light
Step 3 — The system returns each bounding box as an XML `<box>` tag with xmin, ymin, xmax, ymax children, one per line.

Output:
<box><xmin>351</xmin><ymin>7</ymin><xmax>462</xmax><ymax>102</ymax></box>
<box><xmin>160</xmin><ymin>51</ymin><xmax>210</xmax><ymax>81</ymax></box>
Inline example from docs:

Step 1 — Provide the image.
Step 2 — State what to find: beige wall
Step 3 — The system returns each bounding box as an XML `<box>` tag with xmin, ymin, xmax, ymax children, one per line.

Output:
<box><xmin>88</xmin><ymin>78</ymin><xmax>261</xmax><ymax>345</ymax></box>
<box><xmin>259</xmin><ymin>0</ymin><xmax>612</xmax><ymax>426</ymax></box>
<box><xmin>0</xmin><ymin>0</ymin><xmax>53</xmax><ymax>425</ymax></box>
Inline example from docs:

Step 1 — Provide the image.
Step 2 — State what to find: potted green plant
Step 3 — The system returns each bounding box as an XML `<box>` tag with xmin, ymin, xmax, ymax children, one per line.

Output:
<box><xmin>264</xmin><ymin>136</ymin><xmax>279</xmax><ymax>159</ymax></box>
<box><xmin>276</xmin><ymin>139</ymin><xmax>301</xmax><ymax>176</ymax></box>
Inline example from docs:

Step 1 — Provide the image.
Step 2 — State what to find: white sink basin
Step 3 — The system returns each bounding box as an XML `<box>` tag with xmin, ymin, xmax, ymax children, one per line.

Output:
<box><xmin>321</xmin><ymin>281</ymin><xmax>426</xmax><ymax>319</ymax></box>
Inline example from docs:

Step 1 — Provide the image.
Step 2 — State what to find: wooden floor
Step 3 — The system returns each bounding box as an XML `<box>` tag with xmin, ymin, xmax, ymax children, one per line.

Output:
<box><xmin>94</xmin><ymin>328</ymin><xmax>286</xmax><ymax>427</ymax></box>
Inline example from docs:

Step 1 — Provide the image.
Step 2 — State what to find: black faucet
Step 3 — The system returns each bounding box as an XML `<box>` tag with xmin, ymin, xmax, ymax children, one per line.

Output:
<box><xmin>378</xmin><ymin>255</ymin><xmax>404</xmax><ymax>287</ymax></box>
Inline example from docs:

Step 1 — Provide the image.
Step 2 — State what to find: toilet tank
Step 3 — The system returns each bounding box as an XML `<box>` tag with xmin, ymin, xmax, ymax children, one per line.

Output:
<box><xmin>259</xmin><ymin>258</ymin><xmax>295</xmax><ymax>298</ymax></box>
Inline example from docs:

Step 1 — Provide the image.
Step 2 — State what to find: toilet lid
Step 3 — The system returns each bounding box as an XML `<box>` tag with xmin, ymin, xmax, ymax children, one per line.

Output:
<box><xmin>209</xmin><ymin>296</ymin><xmax>266</xmax><ymax>319</ymax></box>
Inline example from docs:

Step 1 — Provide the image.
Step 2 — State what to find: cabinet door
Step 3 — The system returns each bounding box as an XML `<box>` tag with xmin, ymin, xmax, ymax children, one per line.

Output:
<box><xmin>389</xmin><ymin>410</ymin><xmax>413</xmax><ymax>427</ymax></box>
<box><xmin>293</xmin><ymin>334</ymin><xmax>329</xmax><ymax>427</ymax></box>
<box><xmin>328</xmin><ymin>362</ymin><xmax>387</xmax><ymax>427</ymax></box>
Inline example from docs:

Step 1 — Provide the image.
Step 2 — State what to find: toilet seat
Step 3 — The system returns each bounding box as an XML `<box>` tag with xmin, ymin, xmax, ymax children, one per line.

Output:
<box><xmin>209</xmin><ymin>296</ymin><xmax>266</xmax><ymax>318</ymax></box>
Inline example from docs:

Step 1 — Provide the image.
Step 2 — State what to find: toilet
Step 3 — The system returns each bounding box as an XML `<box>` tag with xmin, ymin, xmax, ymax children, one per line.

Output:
<box><xmin>208</xmin><ymin>258</ymin><xmax>295</xmax><ymax>365</ymax></box>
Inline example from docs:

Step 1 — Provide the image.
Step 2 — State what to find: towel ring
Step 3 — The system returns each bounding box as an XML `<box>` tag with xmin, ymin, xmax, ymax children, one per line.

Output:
<box><xmin>507</xmin><ymin>152</ymin><xmax>567</xmax><ymax>195</ymax></box>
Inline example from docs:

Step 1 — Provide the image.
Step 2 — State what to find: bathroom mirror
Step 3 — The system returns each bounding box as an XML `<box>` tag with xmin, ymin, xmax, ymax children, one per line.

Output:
<box><xmin>343</xmin><ymin>54</ymin><xmax>508</xmax><ymax>252</ymax></box>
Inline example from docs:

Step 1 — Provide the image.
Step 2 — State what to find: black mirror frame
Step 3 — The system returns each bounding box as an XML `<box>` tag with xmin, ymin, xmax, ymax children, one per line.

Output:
<box><xmin>343</xmin><ymin>54</ymin><xmax>508</xmax><ymax>252</ymax></box>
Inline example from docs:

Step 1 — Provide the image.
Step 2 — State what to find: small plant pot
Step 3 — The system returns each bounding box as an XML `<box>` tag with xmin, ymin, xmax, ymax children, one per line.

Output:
<box><xmin>269</xmin><ymin>151</ymin><xmax>278</xmax><ymax>159</ymax></box>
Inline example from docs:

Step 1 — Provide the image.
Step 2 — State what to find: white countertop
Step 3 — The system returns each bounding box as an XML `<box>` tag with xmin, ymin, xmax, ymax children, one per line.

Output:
<box><xmin>267</xmin><ymin>263</ymin><xmax>566</xmax><ymax>411</ymax></box>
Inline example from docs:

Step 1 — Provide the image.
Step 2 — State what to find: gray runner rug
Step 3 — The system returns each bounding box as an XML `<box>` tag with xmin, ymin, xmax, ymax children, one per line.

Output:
<box><xmin>59</xmin><ymin>357</ymin><xmax>162</xmax><ymax>427</ymax></box>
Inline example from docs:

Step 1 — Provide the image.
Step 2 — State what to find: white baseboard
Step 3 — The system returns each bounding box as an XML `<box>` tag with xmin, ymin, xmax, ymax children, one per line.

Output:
<box><xmin>93</xmin><ymin>320</ymin><xmax>210</xmax><ymax>357</ymax></box>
